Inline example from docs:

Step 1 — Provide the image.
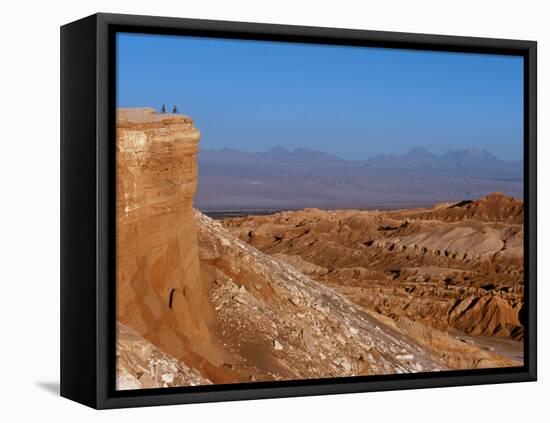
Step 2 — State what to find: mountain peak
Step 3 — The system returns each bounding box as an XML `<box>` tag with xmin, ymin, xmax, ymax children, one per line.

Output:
<box><xmin>465</xmin><ymin>148</ymin><xmax>485</xmax><ymax>156</ymax></box>
<box><xmin>442</xmin><ymin>149</ymin><xmax>499</xmax><ymax>166</ymax></box>
<box><xmin>268</xmin><ymin>145</ymin><xmax>291</xmax><ymax>154</ymax></box>
<box><xmin>407</xmin><ymin>147</ymin><xmax>433</xmax><ymax>157</ymax></box>
<box><xmin>257</xmin><ymin>145</ymin><xmax>347</xmax><ymax>164</ymax></box>
<box><xmin>293</xmin><ymin>147</ymin><xmax>315</xmax><ymax>154</ymax></box>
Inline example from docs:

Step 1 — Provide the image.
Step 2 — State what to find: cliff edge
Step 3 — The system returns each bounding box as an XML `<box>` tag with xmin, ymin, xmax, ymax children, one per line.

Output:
<box><xmin>116</xmin><ymin>108</ymin><xmax>231</xmax><ymax>385</ymax></box>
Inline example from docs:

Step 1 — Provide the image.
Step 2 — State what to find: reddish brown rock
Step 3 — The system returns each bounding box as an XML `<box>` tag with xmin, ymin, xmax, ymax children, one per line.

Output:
<box><xmin>223</xmin><ymin>195</ymin><xmax>525</xmax><ymax>343</ymax></box>
<box><xmin>116</xmin><ymin>108</ymin><xmax>231</xmax><ymax>383</ymax></box>
<box><xmin>393</xmin><ymin>192</ymin><xmax>524</xmax><ymax>224</ymax></box>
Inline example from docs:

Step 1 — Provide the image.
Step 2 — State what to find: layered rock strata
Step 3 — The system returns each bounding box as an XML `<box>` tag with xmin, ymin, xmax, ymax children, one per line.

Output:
<box><xmin>223</xmin><ymin>194</ymin><xmax>525</xmax><ymax>343</ymax></box>
<box><xmin>116</xmin><ymin>108</ymin><xmax>229</xmax><ymax>386</ymax></box>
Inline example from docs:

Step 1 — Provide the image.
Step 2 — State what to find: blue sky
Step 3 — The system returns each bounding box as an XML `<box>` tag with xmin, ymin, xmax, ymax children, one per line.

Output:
<box><xmin>117</xmin><ymin>33</ymin><xmax>523</xmax><ymax>161</ymax></box>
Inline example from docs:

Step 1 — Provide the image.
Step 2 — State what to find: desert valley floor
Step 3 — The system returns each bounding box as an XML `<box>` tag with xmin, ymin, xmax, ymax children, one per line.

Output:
<box><xmin>115</xmin><ymin>109</ymin><xmax>524</xmax><ymax>390</ymax></box>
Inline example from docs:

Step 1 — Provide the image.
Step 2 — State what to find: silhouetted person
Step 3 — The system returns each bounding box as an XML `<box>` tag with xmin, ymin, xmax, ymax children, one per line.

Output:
<box><xmin>172</xmin><ymin>105</ymin><xmax>178</xmax><ymax>114</ymax></box>
<box><xmin>161</xmin><ymin>104</ymin><xmax>166</xmax><ymax>114</ymax></box>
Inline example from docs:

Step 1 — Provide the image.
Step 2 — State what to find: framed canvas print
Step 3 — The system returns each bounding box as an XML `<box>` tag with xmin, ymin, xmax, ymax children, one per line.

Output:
<box><xmin>60</xmin><ymin>13</ymin><xmax>537</xmax><ymax>409</ymax></box>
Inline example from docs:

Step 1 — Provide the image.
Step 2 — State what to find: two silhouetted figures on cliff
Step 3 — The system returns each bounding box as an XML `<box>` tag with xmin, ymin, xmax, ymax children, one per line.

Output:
<box><xmin>160</xmin><ymin>104</ymin><xmax>178</xmax><ymax>114</ymax></box>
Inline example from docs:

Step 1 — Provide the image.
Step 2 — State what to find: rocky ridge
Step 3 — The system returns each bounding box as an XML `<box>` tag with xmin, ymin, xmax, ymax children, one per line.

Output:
<box><xmin>223</xmin><ymin>194</ymin><xmax>525</xmax><ymax>342</ymax></box>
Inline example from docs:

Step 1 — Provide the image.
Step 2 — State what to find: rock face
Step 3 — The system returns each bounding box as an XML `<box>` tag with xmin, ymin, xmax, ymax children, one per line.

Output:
<box><xmin>116</xmin><ymin>108</ymin><xmax>229</xmax><ymax>386</ymax></box>
<box><xmin>116</xmin><ymin>108</ymin><xmax>520</xmax><ymax>389</ymax></box>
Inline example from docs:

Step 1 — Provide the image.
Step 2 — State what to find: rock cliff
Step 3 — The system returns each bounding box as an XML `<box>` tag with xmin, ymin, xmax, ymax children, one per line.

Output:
<box><xmin>116</xmin><ymin>108</ymin><xmax>229</xmax><ymax>386</ymax></box>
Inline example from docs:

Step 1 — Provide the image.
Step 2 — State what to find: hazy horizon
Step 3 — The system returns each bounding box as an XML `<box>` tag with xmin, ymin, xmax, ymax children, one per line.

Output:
<box><xmin>117</xmin><ymin>33</ymin><xmax>524</xmax><ymax>161</ymax></box>
<box><xmin>199</xmin><ymin>143</ymin><xmax>523</xmax><ymax>162</ymax></box>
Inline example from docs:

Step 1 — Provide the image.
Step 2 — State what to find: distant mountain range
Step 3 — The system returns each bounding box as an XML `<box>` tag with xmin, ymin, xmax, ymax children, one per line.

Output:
<box><xmin>201</xmin><ymin>145</ymin><xmax>522</xmax><ymax>171</ymax></box>
<box><xmin>199</xmin><ymin>145</ymin><xmax>349</xmax><ymax>165</ymax></box>
<box><xmin>256</xmin><ymin>146</ymin><xmax>349</xmax><ymax>165</ymax></box>
<box><xmin>196</xmin><ymin>145</ymin><xmax>523</xmax><ymax>211</ymax></box>
<box><xmin>364</xmin><ymin>147</ymin><xmax>522</xmax><ymax>171</ymax></box>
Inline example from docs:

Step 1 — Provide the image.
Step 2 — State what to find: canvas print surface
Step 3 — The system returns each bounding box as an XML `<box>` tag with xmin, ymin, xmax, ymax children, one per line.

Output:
<box><xmin>115</xmin><ymin>33</ymin><xmax>524</xmax><ymax>390</ymax></box>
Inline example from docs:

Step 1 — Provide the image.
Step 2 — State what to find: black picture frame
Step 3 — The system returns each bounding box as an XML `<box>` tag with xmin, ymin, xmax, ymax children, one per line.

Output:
<box><xmin>60</xmin><ymin>12</ymin><xmax>537</xmax><ymax>409</ymax></box>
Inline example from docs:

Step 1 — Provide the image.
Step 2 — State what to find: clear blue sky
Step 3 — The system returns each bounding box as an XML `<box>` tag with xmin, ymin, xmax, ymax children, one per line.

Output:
<box><xmin>117</xmin><ymin>33</ymin><xmax>523</xmax><ymax>161</ymax></box>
